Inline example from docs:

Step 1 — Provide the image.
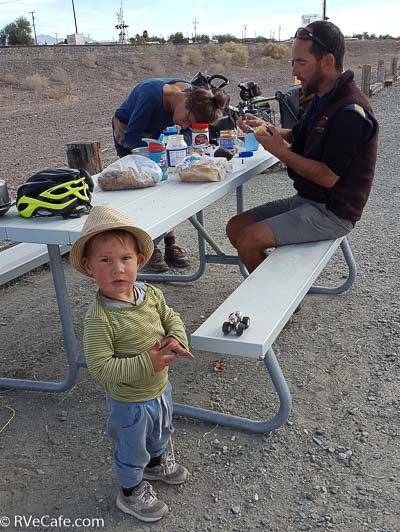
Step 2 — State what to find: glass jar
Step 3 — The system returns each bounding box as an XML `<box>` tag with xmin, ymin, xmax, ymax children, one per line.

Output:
<box><xmin>218</xmin><ymin>130</ymin><xmax>236</xmax><ymax>151</ymax></box>
<box><xmin>191</xmin><ymin>123</ymin><xmax>209</xmax><ymax>146</ymax></box>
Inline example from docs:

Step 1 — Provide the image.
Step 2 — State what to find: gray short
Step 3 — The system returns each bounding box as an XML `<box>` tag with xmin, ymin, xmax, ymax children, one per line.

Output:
<box><xmin>249</xmin><ymin>194</ymin><xmax>354</xmax><ymax>246</ymax></box>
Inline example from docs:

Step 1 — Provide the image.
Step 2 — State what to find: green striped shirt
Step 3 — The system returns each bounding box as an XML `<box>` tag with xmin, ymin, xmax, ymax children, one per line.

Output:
<box><xmin>83</xmin><ymin>283</ymin><xmax>188</xmax><ymax>402</ymax></box>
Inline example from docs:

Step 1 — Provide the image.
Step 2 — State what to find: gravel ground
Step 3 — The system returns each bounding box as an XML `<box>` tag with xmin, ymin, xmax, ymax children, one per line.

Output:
<box><xmin>0</xmin><ymin>45</ymin><xmax>399</xmax><ymax>532</ymax></box>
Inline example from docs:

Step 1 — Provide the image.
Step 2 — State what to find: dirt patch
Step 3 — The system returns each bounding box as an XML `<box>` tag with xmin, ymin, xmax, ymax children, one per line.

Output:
<box><xmin>0</xmin><ymin>42</ymin><xmax>399</xmax><ymax>532</ymax></box>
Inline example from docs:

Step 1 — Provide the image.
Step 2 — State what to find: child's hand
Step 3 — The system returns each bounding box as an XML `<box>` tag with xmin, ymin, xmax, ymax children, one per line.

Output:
<box><xmin>148</xmin><ymin>340</ymin><xmax>180</xmax><ymax>372</ymax></box>
<box><xmin>161</xmin><ymin>336</ymin><xmax>194</xmax><ymax>359</ymax></box>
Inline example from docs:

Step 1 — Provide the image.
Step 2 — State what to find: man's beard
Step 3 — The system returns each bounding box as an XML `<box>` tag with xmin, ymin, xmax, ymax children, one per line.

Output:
<box><xmin>303</xmin><ymin>63</ymin><xmax>324</xmax><ymax>96</ymax></box>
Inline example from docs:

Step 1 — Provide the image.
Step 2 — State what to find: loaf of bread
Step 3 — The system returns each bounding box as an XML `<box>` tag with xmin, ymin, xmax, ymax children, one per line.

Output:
<box><xmin>177</xmin><ymin>156</ymin><xmax>230</xmax><ymax>182</ymax></box>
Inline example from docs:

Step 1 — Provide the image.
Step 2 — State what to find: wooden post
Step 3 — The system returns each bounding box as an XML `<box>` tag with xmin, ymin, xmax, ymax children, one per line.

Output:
<box><xmin>377</xmin><ymin>59</ymin><xmax>385</xmax><ymax>83</ymax></box>
<box><xmin>361</xmin><ymin>64</ymin><xmax>371</xmax><ymax>97</ymax></box>
<box><xmin>391</xmin><ymin>57</ymin><xmax>398</xmax><ymax>81</ymax></box>
<box><xmin>65</xmin><ymin>141</ymin><xmax>102</xmax><ymax>176</ymax></box>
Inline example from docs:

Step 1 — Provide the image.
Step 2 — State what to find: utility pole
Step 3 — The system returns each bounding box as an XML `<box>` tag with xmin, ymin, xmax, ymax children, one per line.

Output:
<box><xmin>193</xmin><ymin>17</ymin><xmax>198</xmax><ymax>43</ymax></box>
<box><xmin>29</xmin><ymin>11</ymin><xmax>37</xmax><ymax>45</ymax></box>
<box><xmin>278</xmin><ymin>25</ymin><xmax>282</xmax><ymax>42</ymax></box>
<box><xmin>54</xmin><ymin>32</ymin><xmax>58</xmax><ymax>44</ymax></box>
<box><xmin>71</xmin><ymin>0</ymin><xmax>78</xmax><ymax>33</ymax></box>
<box><xmin>116</xmin><ymin>1</ymin><xmax>128</xmax><ymax>44</ymax></box>
<box><xmin>322</xmin><ymin>0</ymin><xmax>327</xmax><ymax>20</ymax></box>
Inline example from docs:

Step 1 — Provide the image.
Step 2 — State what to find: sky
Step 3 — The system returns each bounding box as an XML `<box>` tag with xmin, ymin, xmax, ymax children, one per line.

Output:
<box><xmin>1</xmin><ymin>0</ymin><xmax>399</xmax><ymax>42</ymax></box>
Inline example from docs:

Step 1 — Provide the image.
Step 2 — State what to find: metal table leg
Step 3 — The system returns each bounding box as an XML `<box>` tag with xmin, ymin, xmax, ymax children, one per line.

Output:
<box><xmin>0</xmin><ymin>244</ymin><xmax>81</xmax><ymax>392</ymax></box>
<box><xmin>173</xmin><ymin>347</ymin><xmax>292</xmax><ymax>434</ymax></box>
<box><xmin>309</xmin><ymin>237</ymin><xmax>357</xmax><ymax>295</ymax></box>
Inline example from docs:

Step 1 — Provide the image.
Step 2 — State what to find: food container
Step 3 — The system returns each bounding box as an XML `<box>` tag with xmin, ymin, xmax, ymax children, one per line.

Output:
<box><xmin>191</xmin><ymin>123</ymin><xmax>209</xmax><ymax>146</ymax></box>
<box><xmin>218</xmin><ymin>130</ymin><xmax>236</xmax><ymax>151</ymax></box>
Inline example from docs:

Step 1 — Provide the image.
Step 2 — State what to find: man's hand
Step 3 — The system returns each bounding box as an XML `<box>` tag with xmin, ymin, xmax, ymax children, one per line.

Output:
<box><xmin>254</xmin><ymin>123</ymin><xmax>289</xmax><ymax>159</ymax></box>
<box><xmin>237</xmin><ymin>113</ymin><xmax>266</xmax><ymax>133</ymax></box>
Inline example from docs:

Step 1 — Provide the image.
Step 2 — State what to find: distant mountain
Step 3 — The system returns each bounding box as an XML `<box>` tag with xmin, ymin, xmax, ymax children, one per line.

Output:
<box><xmin>36</xmin><ymin>34</ymin><xmax>94</xmax><ymax>45</ymax></box>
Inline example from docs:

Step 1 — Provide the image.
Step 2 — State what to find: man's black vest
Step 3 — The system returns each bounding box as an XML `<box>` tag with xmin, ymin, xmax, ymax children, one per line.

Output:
<box><xmin>288</xmin><ymin>70</ymin><xmax>379</xmax><ymax>222</ymax></box>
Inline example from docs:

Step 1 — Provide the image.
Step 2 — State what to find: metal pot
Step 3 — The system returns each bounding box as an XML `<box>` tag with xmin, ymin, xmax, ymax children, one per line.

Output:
<box><xmin>0</xmin><ymin>179</ymin><xmax>12</xmax><ymax>216</ymax></box>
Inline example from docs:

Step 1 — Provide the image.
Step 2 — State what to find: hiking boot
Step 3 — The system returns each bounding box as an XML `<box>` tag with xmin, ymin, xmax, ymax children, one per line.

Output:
<box><xmin>116</xmin><ymin>481</ymin><xmax>168</xmax><ymax>522</ymax></box>
<box><xmin>164</xmin><ymin>245</ymin><xmax>190</xmax><ymax>268</ymax></box>
<box><xmin>148</xmin><ymin>247</ymin><xmax>169</xmax><ymax>273</ymax></box>
<box><xmin>143</xmin><ymin>453</ymin><xmax>189</xmax><ymax>485</ymax></box>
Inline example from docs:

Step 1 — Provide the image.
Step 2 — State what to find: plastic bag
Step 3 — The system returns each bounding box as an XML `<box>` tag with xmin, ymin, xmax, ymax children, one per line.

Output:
<box><xmin>97</xmin><ymin>154</ymin><xmax>162</xmax><ymax>191</ymax></box>
<box><xmin>177</xmin><ymin>155</ymin><xmax>231</xmax><ymax>183</ymax></box>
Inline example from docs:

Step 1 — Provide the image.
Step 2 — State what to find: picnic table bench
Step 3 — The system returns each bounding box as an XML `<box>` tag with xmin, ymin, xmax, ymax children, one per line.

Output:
<box><xmin>173</xmin><ymin>236</ymin><xmax>356</xmax><ymax>434</ymax></box>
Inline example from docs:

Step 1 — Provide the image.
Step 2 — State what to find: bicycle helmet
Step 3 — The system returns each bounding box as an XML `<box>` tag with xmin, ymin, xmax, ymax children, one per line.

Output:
<box><xmin>16</xmin><ymin>168</ymin><xmax>94</xmax><ymax>219</ymax></box>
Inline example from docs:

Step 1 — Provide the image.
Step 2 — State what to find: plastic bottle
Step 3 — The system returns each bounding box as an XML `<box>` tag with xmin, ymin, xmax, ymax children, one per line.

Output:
<box><xmin>166</xmin><ymin>135</ymin><xmax>188</xmax><ymax>172</ymax></box>
<box><xmin>162</xmin><ymin>128</ymin><xmax>179</xmax><ymax>146</ymax></box>
<box><xmin>148</xmin><ymin>142</ymin><xmax>168</xmax><ymax>181</ymax></box>
<box><xmin>244</xmin><ymin>132</ymin><xmax>259</xmax><ymax>151</ymax></box>
<box><xmin>191</xmin><ymin>123</ymin><xmax>209</xmax><ymax>147</ymax></box>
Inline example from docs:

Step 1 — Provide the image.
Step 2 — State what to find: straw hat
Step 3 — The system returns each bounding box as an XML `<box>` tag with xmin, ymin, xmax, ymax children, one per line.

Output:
<box><xmin>70</xmin><ymin>206</ymin><xmax>154</xmax><ymax>276</ymax></box>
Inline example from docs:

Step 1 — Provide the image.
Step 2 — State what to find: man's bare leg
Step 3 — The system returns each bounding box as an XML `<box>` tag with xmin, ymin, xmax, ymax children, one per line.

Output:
<box><xmin>227</xmin><ymin>214</ymin><xmax>276</xmax><ymax>273</ymax></box>
<box><xmin>226</xmin><ymin>212</ymin><xmax>257</xmax><ymax>248</ymax></box>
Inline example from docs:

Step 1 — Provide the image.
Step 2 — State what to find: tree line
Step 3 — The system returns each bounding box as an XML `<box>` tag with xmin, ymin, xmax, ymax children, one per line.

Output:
<box><xmin>1</xmin><ymin>17</ymin><xmax>399</xmax><ymax>46</ymax></box>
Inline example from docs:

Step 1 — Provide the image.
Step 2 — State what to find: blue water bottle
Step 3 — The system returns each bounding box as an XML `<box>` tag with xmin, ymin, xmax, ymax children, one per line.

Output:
<box><xmin>244</xmin><ymin>132</ymin><xmax>259</xmax><ymax>151</ymax></box>
<box><xmin>148</xmin><ymin>142</ymin><xmax>168</xmax><ymax>181</ymax></box>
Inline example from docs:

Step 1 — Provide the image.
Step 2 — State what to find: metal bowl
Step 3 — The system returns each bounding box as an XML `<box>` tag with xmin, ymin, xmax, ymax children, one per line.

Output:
<box><xmin>0</xmin><ymin>202</ymin><xmax>11</xmax><ymax>217</ymax></box>
<box><xmin>0</xmin><ymin>179</ymin><xmax>11</xmax><ymax>206</ymax></box>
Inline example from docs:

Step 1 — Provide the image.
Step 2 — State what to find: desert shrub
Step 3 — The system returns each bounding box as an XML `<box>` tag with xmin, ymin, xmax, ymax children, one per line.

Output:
<box><xmin>260</xmin><ymin>56</ymin><xmax>275</xmax><ymax>68</ymax></box>
<box><xmin>81</xmin><ymin>53</ymin><xmax>97</xmax><ymax>68</ymax></box>
<box><xmin>182</xmin><ymin>48</ymin><xmax>203</xmax><ymax>67</ymax></box>
<box><xmin>262</xmin><ymin>43</ymin><xmax>288</xmax><ymax>60</ymax></box>
<box><xmin>163</xmin><ymin>42</ymin><xmax>176</xmax><ymax>56</ymax></box>
<box><xmin>202</xmin><ymin>43</ymin><xmax>225</xmax><ymax>63</ymax></box>
<box><xmin>202</xmin><ymin>43</ymin><xmax>220</xmax><ymax>62</ymax></box>
<box><xmin>230</xmin><ymin>48</ymin><xmax>248</xmax><ymax>66</ymax></box>
<box><xmin>222</xmin><ymin>42</ymin><xmax>249</xmax><ymax>66</ymax></box>
<box><xmin>50</xmin><ymin>67</ymin><xmax>67</xmax><ymax>83</ymax></box>
<box><xmin>202</xmin><ymin>44</ymin><xmax>231</xmax><ymax>69</ymax></box>
<box><xmin>47</xmin><ymin>87</ymin><xmax>69</xmax><ymax>100</ymax></box>
<box><xmin>148</xmin><ymin>57</ymin><xmax>166</xmax><ymax>77</ymax></box>
<box><xmin>222</xmin><ymin>41</ymin><xmax>241</xmax><ymax>54</ymax></box>
<box><xmin>1</xmin><ymin>72</ymin><xmax>17</xmax><ymax>85</ymax></box>
<box><xmin>22</xmin><ymin>74</ymin><xmax>48</xmax><ymax>92</ymax></box>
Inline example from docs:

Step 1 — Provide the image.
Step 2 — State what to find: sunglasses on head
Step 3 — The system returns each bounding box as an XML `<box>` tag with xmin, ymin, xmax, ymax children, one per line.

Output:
<box><xmin>295</xmin><ymin>27</ymin><xmax>332</xmax><ymax>54</ymax></box>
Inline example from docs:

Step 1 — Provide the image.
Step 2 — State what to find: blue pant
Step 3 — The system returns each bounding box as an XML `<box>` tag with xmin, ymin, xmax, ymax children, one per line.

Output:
<box><xmin>106</xmin><ymin>382</ymin><xmax>174</xmax><ymax>489</ymax></box>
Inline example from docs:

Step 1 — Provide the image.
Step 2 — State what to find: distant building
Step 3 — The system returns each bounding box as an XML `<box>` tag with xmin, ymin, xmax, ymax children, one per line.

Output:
<box><xmin>301</xmin><ymin>14</ymin><xmax>321</xmax><ymax>26</ymax></box>
<box><xmin>67</xmin><ymin>33</ymin><xmax>85</xmax><ymax>45</ymax></box>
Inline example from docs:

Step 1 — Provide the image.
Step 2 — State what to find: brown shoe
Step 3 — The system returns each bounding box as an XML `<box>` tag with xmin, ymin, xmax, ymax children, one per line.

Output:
<box><xmin>148</xmin><ymin>247</ymin><xmax>169</xmax><ymax>273</ymax></box>
<box><xmin>164</xmin><ymin>245</ymin><xmax>190</xmax><ymax>268</ymax></box>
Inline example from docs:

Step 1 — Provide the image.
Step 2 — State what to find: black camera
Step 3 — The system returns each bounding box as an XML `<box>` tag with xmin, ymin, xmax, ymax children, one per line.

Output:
<box><xmin>238</xmin><ymin>81</ymin><xmax>262</xmax><ymax>102</ymax></box>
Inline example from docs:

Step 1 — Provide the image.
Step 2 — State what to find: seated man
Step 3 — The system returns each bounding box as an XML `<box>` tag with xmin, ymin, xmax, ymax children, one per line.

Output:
<box><xmin>227</xmin><ymin>21</ymin><xmax>379</xmax><ymax>273</ymax></box>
